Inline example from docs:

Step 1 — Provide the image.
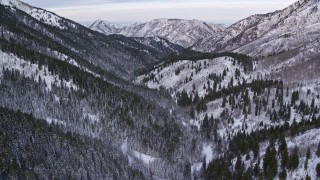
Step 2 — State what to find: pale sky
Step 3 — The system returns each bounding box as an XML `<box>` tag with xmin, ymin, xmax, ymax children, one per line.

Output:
<box><xmin>22</xmin><ymin>0</ymin><xmax>298</xmax><ymax>25</ymax></box>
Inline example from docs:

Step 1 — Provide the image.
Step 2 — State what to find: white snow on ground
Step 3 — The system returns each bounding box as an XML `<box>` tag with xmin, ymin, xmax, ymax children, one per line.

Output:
<box><xmin>133</xmin><ymin>151</ymin><xmax>156</xmax><ymax>165</ymax></box>
<box><xmin>181</xmin><ymin>121</ymin><xmax>187</xmax><ymax>127</ymax></box>
<box><xmin>0</xmin><ymin>0</ymin><xmax>71</xmax><ymax>30</ymax></box>
<box><xmin>191</xmin><ymin>143</ymin><xmax>214</xmax><ymax>178</ymax></box>
<box><xmin>202</xmin><ymin>143</ymin><xmax>213</xmax><ymax>168</ymax></box>
<box><xmin>245</xmin><ymin>128</ymin><xmax>320</xmax><ymax>180</ymax></box>
<box><xmin>84</xmin><ymin>113</ymin><xmax>100</xmax><ymax>123</ymax></box>
<box><xmin>121</xmin><ymin>139</ymin><xmax>134</xmax><ymax>165</ymax></box>
<box><xmin>46</xmin><ymin>117</ymin><xmax>66</xmax><ymax>126</ymax></box>
<box><xmin>288</xmin><ymin>155</ymin><xmax>320</xmax><ymax>180</ymax></box>
<box><xmin>137</xmin><ymin>57</ymin><xmax>250</xmax><ymax>98</ymax></box>
<box><xmin>190</xmin><ymin>119</ymin><xmax>201</xmax><ymax>130</ymax></box>
<box><xmin>30</xmin><ymin>9</ymin><xmax>66</xmax><ymax>30</ymax></box>
<box><xmin>285</xmin><ymin>129</ymin><xmax>320</xmax><ymax>180</ymax></box>
<box><xmin>191</xmin><ymin>162</ymin><xmax>202</xmax><ymax>178</ymax></box>
<box><xmin>203</xmin><ymin>80</ymin><xmax>319</xmax><ymax>138</ymax></box>
<box><xmin>194</xmin><ymin>0</ymin><xmax>320</xmax><ymax>59</ymax></box>
<box><xmin>121</xmin><ymin>139</ymin><xmax>157</xmax><ymax>166</ymax></box>
<box><xmin>137</xmin><ymin>56</ymin><xmax>320</xmax><ymax>137</ymax></box>
<box><xmin>230</xmin><ymin>128</ymin><xmax>320</xmax><ymax>180</ymax></box>
<box><xmin>52</xmin><ymin>51</ymin><xmax>79</xmax><ymax>67</ymax></box>
<box><xmin>0</xmin><ymin>51</ymin><xmax>78</xmax><ymax>91</ymax></box>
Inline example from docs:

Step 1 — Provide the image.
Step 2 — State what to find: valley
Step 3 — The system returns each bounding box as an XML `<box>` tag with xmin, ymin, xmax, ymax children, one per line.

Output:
<box><xmin>0</xmin><ymin>0</ymin><xmax>320</xmax><ymax>179</ymax></box>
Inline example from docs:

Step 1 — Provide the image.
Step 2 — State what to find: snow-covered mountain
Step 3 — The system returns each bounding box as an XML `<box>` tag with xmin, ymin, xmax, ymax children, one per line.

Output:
<box><xmin>133</xmin><ymin>36</ymin><xmax>184</xmax><ymax>55</ymax></box>
<box><xmin>194</xmin><ymin>0</ymin><xmax>320</xmax><ymax>57</ymax></box>
<box><xmin>0</xmin><ymin>0</ymin><xmax>186</xmax><ymax>81</ymax></box>
<box><xmin>89</xmin><ymin>20</ymin><xmax>125</xmax><ymax>34</ymax></box>
<box><xmin>234</xmin><ymin>0</ymin><xmax>320</xmax><ymax>56</ymax></box>
<box><xmin>89</xmin><ymin>19</ymin><xmax>226</xmax><ymax>48</ymax></box>
<box><xmin>191</xmin><ymin>0</ymin><xmax>320</xmax><ymax>83</ymax></box>
<box><xmin>0</xmin><ymin>0</ymin><xmax>74</xmax><ymax>29</ymax></box>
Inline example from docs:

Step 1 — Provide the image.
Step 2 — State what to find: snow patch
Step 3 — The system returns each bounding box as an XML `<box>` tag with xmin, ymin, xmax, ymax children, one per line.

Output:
<box><xmin>202</xmin><ymin>143</ymin><xmax>213</xmax><ymax>167</ymax></box>
<box><xmin>84</xmin><ymin>113</ymin><xmax>100</xmax><ymax>123</ymax></box>
<box><xmin>121</xmin><ymin>139</ymin><xmax>157</xmax><ymax>166</ymax></box>
<box><xmin>133</xmin><ymin>151</ymin><xmax>156</xmax><ymax>165</ymax></box>
<box><xmin>46</xmin><ymin>117</ymin><xmax>66</xmax><ymax>126</ymax></box>
<box><xmin>191</xmin><ymin>162</ymin><xmax>202</xmax><ymax>178</ymax></box>
<box><xmin>0</xmin><ymin>51</ymin><xmax>78</xmax><ymax>91</ymax></box>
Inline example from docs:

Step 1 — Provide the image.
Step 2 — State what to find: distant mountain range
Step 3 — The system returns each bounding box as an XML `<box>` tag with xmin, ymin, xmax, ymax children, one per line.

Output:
<box><xmin>90</xmin><ymin>0</ymin><xmax>320</xmax><ymax>83</ymax></box>
<box><xmin>89</xmin><ymin>19</ymin><xmax>225</xmax><ymax>48</ymax></box>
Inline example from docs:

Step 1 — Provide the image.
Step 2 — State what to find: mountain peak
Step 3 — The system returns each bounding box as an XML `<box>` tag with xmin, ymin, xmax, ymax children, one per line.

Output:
<box><xmin>0</xmin><ymin>0</ymin><xmax>73</xmax><ymax>30</ymax></box>
<box><xmin>0</xmin><ymin>0</ymin><xmax>31</xmax><ymax>11</ymax></box>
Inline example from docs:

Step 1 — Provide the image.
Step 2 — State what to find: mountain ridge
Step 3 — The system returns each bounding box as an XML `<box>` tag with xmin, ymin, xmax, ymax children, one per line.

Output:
<box><xmin>0</xmin><ymin>0</ymin><xmax>185</xmax><ymax>82</ymax></box>
<box><xmin>89</xmin><ymin>18</ymin><xmax>226</xmax><ymax>48</ymax></box>
<box><xmin>194</xmin><ymin>0</ymin><xmax>320</xmax><ymax>55</ymax></box>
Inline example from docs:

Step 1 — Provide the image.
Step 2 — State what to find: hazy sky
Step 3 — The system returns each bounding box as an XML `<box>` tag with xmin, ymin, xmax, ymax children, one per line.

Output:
<box><xmin>22</xmin><ymin>0</ymin><xmax>297</xmax><ymax>25</ymax></box>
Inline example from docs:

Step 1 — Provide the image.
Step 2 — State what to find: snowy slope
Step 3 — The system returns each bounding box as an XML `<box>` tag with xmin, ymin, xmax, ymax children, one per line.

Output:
<box><xmin>136</xmin><ymin>57</ymin><xmax>250</xmax><ymax>98</ymax></box>
<box><xmin>285</xmin><ymin>129</ymin><xmax>320</xmax><ymax>180</ymax></box>
<box><xmin>137</xmin><ymin>55</ymin><xmax>320</xmax><ymax>134</ymax></box>
<box><xmin>191</xmin><ymin>0</ymin><xmax>320</xmax><ymax>84</ymax></box>
<box><xmin>194</xmin><ymin>0</ymin><xmax>320</xmax><ymax>58</ymax></box>
<box><xmin>89</xmin><ymin>20</ymin><xmax>125</xmax><ymax>34</ymax></box>
<box><xmin>234</xmin><ymin>0</ymin><xmax>320</xmax><ymax>57</ymax></box>
<box><xmin>137</xmin><ymin>54</ymin><xmax>320</xmax><ymax>179</ymax></box>
<box><xmin>89</xmin><ymin>19</ymin><xmax>226</xmax><ymax>48</ymax></box>
<box><xmin>133</xmin><ymin>37</ymin><xmax>184</xmax><ymax>54</ymax></box>
<box><xmin>0</xmin><ymin>0</ymin><xmax>72</xmax><ymax>29</ymax></box>
<box><xmin>232</xmin><ymin>128</ymin><xmax>320</xmax><ymax>180</ymax></box>
<box><xmin>0</xmin><ymin>51</ymin><xmax>78</xmax><ymax>91</ymax></box>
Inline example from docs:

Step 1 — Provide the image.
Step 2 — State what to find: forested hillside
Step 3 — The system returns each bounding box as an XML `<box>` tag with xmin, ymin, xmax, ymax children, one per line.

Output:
<box><xmin>1</xmin><ymin>0</ymin><xmax>320</xmax><ymax>179</ymax></box>
<box><xmin>0</xmin><ymin>107</ymin><xmax>144</xmax><ymax>179</ymax></box>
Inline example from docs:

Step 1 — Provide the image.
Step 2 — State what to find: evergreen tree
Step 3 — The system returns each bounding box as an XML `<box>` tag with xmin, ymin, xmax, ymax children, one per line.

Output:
<box><xmin>317</xmin><ymin>163</ymin><xmax>320</xmax><ymax>177</ymax></box>
<box><xmin>263</xmin><ymin>145</ymin><xmax>277</xmax><ymax>179</ymax></box>
<box><xmin>253</xmin><ymin>159</ymin><xmax>260</xmax><ymax>177</ymax></box>
<box><xmin>222</xmin><ymin>95</ymin><xmax>227</xmax><ymax>107</ymax></box>
<box><xmin>305</xmin><ymin>147</ymin><xmax>311</xmax><ymax>169</ymax></box>
<box><xmin>252</xmin><ymin>135</ymin><xmax>260</xmax><ymax>158</ymax></box>
<box><xmin>279</xmin><ymin>135</ymin><xmax>288</xmax><ymax>169</ymax></box>
<box><xmin>235</xmin><ymin>154</ymin><xmax>244</xmax><ymax>179</ymax></box>
<box><xmin>279</xmin><ymin>169</ymin><xmax>287</xmax><ymax>180</ymax></box>
<box><xmin>305</xmin><ymin>174</ymin><xmax>311</xmax><ymax>180</ymax></box>
<box><xmin>190</xmin><ymin>108</ymin><xmax>195</xmax><ymax>119</ymax></box>
<box><xmin>291</xmin><ymin>91</ymin><xmax>299</xmax><ymax>105</ymax></box>
<box><xmin>202</xmin><ymin>114</ymin><xmax>209</xmax><ymax>129</ymax></box>
<box><xmin>223</xmin><ymin>69</ymin><xmax>227</xmax><ymax>77</ymax></box>
<box><xmin>248</xmin><ymin>103</ymin><xmax>251</xmax><ymax>114</ymax></box>
<box><xmin>177</xmin><ymin>90</ymin><xmax>192</xmax><ymax>106</ymax></box>
<box><xmin>183</xmin><ymin>161</ymin><xmax>191</xmax><ymax>179</ymax></box>
<box><xmin>287</xmin><ymin>146</ymin><xmax>299</xmax><ymax>170</ymax></box>
<box><xmin>311</xmin><ymin>98</ymin><xmax>315</xmax><ymax>109</ymax></box>
<box><xmin>235</xmin><ymin>154</ymin><xmax>242</xmax><ymax>171</ymax></box>
<box><xmin>193</xmin><ymin>92</ymin><xmax>200</xmax><ymax>103</ymax></box>
<box><xmin>317</xmin><ymin>143</ymin><xmax>320</xmax><ymax>157</ymax></box>
<box><xmin>175</xmin><ymin>68</ymin><xmax>180</xmax><ymax>75</ymax></box>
